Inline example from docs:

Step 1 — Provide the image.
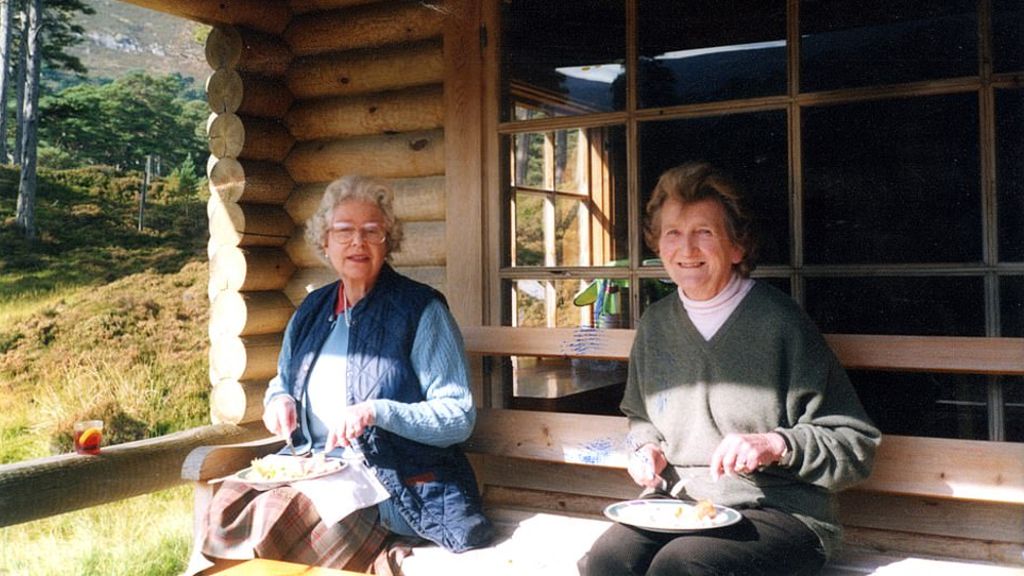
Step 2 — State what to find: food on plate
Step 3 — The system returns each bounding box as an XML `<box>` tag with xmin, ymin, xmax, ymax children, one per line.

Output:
<box><xmin>248</xmin><ymin>453</ymin><xmax>341</xmax><ymax>482</ymax></box>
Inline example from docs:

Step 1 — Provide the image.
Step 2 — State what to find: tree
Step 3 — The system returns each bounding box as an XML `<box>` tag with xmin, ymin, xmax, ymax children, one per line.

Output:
<box><xmin>0</xmin><ymin>0</ymin><xmax>13</xmax><ymax>164</ymax></box>
<box><xmin>13</xmin><ymin>0</ymin><xmax>39</xmax><ymax>239</ymax></box>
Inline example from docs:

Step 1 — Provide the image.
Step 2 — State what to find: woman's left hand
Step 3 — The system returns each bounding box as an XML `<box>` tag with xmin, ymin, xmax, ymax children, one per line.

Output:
<box><xmin>709</xmin><ymin>432</ymin><xmax>787</xmax><ymax>480</ymax></box>
<box><xmin>324</xmin><ymin>402</ymin><xmax>377</xmax><ymax>452</ymax></box>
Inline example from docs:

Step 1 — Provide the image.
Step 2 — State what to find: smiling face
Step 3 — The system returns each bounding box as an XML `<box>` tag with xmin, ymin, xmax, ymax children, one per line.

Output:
<box><xmin>657</xmin><ymin>198</ymin><xmax>745</xmax><ymax>301</ymax></box>
<box><xmin>324</xmin><ymin>200</ymin><xmax>388</xmax><ymax>292</ymax></box>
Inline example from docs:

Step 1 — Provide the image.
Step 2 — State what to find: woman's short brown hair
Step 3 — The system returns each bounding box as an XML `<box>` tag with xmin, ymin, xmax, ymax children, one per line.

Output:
<box><xmin>643</xmin><ymin>162</ymin><xmax>758</xmax><ymax>277</ymax></box>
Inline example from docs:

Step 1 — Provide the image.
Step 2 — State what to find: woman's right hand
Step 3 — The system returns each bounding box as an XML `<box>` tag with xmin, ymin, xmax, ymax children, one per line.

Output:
<box><xmin>262</xmin><ymin>396</ymin><xmax>297</xmax><ymax>438</ymax></box>
<box><xmin>628</xmin><ymin>443</ymin><xmax>668</xmax><ymax>489</ymax></box>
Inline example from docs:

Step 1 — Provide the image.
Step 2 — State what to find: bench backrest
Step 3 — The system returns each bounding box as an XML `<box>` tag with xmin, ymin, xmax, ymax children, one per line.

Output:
<box><xmin>460</xmin><ymin>326</ymin><xmax>1024</xmax><ymax>565</ymax></box>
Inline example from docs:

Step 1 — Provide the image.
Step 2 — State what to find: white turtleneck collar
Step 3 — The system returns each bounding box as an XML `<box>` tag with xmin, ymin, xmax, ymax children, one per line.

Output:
<box><xmin>678</xmin><ymin>273</ymin><xmax>755</xmax><ymax>340</ymax></box>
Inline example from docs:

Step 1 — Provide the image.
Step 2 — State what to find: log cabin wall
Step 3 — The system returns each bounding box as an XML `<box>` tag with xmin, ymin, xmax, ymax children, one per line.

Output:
<box><xmin>204</xmin><ymin>0</ymin><xmax>455</xmax><ymax>425</ymax></box>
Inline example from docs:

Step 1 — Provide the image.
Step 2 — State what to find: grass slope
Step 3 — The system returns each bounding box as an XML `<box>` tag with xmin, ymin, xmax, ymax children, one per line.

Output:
<box><xmin>0</xmin><ymin>165</ymin><xmax>210</xmax><ymax>575</ymax></box>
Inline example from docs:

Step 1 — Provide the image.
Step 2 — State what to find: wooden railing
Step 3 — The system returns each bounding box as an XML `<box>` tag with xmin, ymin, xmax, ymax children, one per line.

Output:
<box><xmin>0</xmin><ymin>422</ymin><xmax>267</xmax><ymax>527</ymax></box>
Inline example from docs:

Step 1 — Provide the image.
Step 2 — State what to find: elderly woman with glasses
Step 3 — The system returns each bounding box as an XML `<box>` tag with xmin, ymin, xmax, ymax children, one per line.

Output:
<box><xmin>191</xmin><ymin>175</ymin><xmax>492</xmax><ymax>575</ymax></box>
<box><xmin>579</xmin><ymin>162</ymin><xmax>880</xmax><ymax>576</ymax></box>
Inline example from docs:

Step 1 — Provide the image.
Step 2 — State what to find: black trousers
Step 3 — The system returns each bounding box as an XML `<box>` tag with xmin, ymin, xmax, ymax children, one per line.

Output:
<box><xmin>578</xmin><ymin>506</ymin><xmax>827</xmax><ymax>576</ymax></box>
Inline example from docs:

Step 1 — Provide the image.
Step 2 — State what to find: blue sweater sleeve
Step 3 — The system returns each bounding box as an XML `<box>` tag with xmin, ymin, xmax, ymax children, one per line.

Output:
<box><xmin>371</xmin><ymin>299</ymin><xmax>476</xmax><ymax>447</ymax></box>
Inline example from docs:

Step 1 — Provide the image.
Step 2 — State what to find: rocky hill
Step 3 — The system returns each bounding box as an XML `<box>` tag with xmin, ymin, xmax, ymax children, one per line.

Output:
<box><xmin>67</xmin><ymin>0</ymin><xmax>211</xmax><ymax>83</ymax></box>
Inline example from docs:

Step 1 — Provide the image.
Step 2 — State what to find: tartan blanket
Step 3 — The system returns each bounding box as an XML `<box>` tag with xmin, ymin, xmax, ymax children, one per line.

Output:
<box><xmin>195</xmin><ymin>479</ymin><xmax>421</xmax><ymax>575</ymax></box>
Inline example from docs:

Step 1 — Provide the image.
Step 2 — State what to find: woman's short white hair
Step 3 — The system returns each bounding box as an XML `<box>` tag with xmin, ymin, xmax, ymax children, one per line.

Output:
<box><xmin>305</xmin><ymin>175</ymin><xmax>403</xmax><ymax>264</ymax></box>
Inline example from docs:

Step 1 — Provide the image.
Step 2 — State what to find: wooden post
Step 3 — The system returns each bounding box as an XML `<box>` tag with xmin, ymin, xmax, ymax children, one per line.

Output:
<box><xmin>285</xmin><ymin>129</ymin><xmax>445</xmax><ymax>183</ymax></box>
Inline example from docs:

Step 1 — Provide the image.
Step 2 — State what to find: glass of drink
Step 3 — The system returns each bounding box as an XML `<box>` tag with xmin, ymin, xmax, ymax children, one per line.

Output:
<box><xmin>73</xmin><ymin>420</ymin><xmax>103</xmax><ymax>455</ymax></box>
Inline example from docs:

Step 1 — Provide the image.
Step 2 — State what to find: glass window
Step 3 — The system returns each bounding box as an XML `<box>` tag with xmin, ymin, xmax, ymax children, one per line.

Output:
<box><xmin>637</xmin><ymin>0</ymin><xmax>786</xmax><ymax>108</ymax></box>
<box><xmin>993</xmin><ymin>0</ymin><xmax>1024</xmax><ymax>74</ymax></box>
<box><xmin>802</xmin><ymin>94</ymin><xmax>981</xmax><ymax>264</ymax></box>
<box><xmin>501</xmin><ymin>0</ymin><xmax>626</xmax><ymax>120</ymax></box>
<box><xmin>852</xmin><ymin>371</ymin><xmax>988</xmax><ymax>440</ymax></box>
<box><xmin>638</xmin><ymin>112</ymin><xmax>790</xmax><ymax>266</ymax></box>
<box><xmin>508</xmin><ymin>126</ymin><xmax>629</xmax><ymax>268</ymax></box>
<box><xmin>1006</xmin><ymin>378</ymin><xmax>1024</xmax><ymax>442</ymax></box>
<box><xmin>996</xmin><ymin>89</ymin><xmax>1023</xmax><ymax>262</ymax></box>
<box><xmin>804</xmin><ymin>276</ymin><xmax>986</xmax><ymax>336</ymax></box>
<box><xmin>800</xmin><ymin>0</ymin><xmax>977</xmax><ymax>92</ymax></box>
<box><xmin>511</xmin><ymin>278</ymin><xmax>630</xmax><ymax>329</ymax></box>
<box><xmin>1001</xmin><ymin>276</ymin><xmax>1024</xmax><ymax>338</ymax></box>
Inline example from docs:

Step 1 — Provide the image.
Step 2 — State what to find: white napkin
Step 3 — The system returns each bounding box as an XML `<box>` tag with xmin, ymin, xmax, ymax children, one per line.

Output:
<box><xmin>290</xmin><ymin>458</ymin><xmax>391</xmax><ymax>526</ymax></box>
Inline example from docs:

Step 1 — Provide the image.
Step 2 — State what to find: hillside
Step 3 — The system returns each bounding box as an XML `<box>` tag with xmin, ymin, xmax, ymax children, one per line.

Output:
<box><xmin>68</xmin><ymin>0</ymin><xmax>211</xmax><ymax>83</ymax></box>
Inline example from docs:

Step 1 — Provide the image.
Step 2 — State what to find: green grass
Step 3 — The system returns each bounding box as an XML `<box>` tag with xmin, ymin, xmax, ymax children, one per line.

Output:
<box><xmin>0</xmin><ymin>165</ymin><xmax>210</xmax><ymax>575</ymax></box>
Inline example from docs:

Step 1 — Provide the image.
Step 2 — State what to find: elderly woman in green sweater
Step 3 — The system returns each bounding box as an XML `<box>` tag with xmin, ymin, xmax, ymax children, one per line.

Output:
<box><xmin>579</xmin><ymin>162</ymin><xmax>881</xmax><ymax>576</ymax></box>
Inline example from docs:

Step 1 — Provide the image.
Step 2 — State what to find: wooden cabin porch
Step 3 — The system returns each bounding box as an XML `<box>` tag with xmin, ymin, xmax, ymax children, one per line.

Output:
<box><xmin>2</xmin><ymin>0</ymin><xmax>1023</xmax><ymax>574</ymax></box>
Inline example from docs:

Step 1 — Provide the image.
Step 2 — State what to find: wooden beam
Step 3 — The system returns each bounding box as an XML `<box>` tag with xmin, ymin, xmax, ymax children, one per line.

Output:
<box><xmin>206</xmin><ymin>26</ymin><xmax>292</xmax><ymax>77</ymax></box>
<box><xmin>285</xmin><ymin>1</ymin><xmax>445</xmax><ymax>56</ymax></box>
<box><xmin>209</xmin><ymin>290</ymin><xmax>294</xmax><ymax>339</ymax></box>
<box><xmin>0</xmin><ymin>423</ymin><xmax>266</xmax><ymax>527</ymax></box>
<box><xmin>209</xmin><ymin>332</ymin><xmax>282</xmax><ymax>384</ymax></box>
<box><xmin>208</xmin><ymin>198</ymin><xmax>295</xmax><ymax>248</ymax></box>
<box><xmin>118</xmin><ymin>0</ymin><xmax>290</xmax><ymax>35</ymax></box>
<box><xmin>209</xmin><ymin>246</ymin><xmax>296</xmax><ymax>300</ymax></box>
<box><xmin>289</xmin><ymin>0</ymin><xmax>383</xmax><ymax>14</ymax></box>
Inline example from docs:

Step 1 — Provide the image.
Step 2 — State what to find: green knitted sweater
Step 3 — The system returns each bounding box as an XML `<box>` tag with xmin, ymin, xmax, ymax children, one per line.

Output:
<box><xmin>621</xmin><ymin>281</ymin><xmax>881</xmax><ymax>559</ymax></box>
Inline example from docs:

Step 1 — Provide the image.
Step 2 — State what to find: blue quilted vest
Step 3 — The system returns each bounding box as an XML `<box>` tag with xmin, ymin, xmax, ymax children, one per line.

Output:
<box><xmin>284</xmin><ymin>264</ymin><xmax>493</xmax><ymax>552</ymax></box>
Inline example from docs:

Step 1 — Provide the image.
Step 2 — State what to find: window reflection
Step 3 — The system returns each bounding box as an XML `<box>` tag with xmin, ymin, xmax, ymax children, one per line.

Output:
<box><xmin>805</xmin><ymin>276</ymin><xmax>986</xmax><ymax>336</ymax></box>
<box><xmin>803</xmin><ymin>94</ymin><xmax>981</xmax><ymax>264</ymax></box>
<box><xmin>637</xmin><ymin>0</ymin><xmax>786</xmax><ymax>107</ymax></box>
<box><xmin>1006</xmin><ymin>377</ymin><xmax>1024</xmax><ymax>442</ymax></box>
<box><xmin>1001</xmin><ymin>277</ymin><xmax>1023</xmax><ymax>338</ymax></box>
<box><xmin>508</xmin><ymin>126</ymin><xmax>628</xmax><ymax>268</ymax></box>
<box><xmin>638</xmin><ymin>112</ymin><xmax>790</xmax><ymax>265</ymax></box>
<box><xmin>501</xmin><ymin>0</ymin><xmax>625</xmax><ymax>120</ymax></box>
<box><xmin>511</xmin><ymin>278</ymin><xmax>631</xmax><ymax>329</ymax></box>
<box><xmin>851</xmin><ymin>371</ymin><xmax>988</xmax><ymax>440</ymax></box>
<box><xmin>996</xmin><ymin>89</ymin><xmax>1023</xmax><ymax>262</ymax></box>
<box><xmin>800</xmin><ymin>0</ymin><xmax>977</xmax><ymax>92</ymax></box>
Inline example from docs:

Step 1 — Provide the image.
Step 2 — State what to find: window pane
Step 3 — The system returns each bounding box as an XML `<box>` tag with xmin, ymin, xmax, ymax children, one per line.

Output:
<box><xmin>996</xmin><ymin>89</ymin><xmax>1024</xmax><ymax>262</ymax></box>
<box><xmin>993</xmin><ymin>0</ymin><xmax>1024</xmax><ymax>73</ymax></box>
<box><xmin>512</xmin><ymin>278</ymin><xmax>631</xmax><ymax>329</ymax></box>
<box><xmin>638</xmin><ymin>112</ymin><xmax>790</xmax><ymax>265</ymax></box>
<box><xmin>803</xmin><ymin>94</ymin><xmax>981</xmax><ymax>264</ymax></box>
<box><xmin>851</xmin><ymin>371</ymin><xmax>988</xmax><ymax>440</ymax></box>
<box><xmin>501</xmin><ymin>0</ymin><xmax>625</xmax><ymax>120</ymax></box>
<box><xmin>805</xmin><ymin>276</ymin><xmax>986</xmax><ymax>336</ymax></box>
<box><xmin>1001</xmin><ymin>276</ymin><xmax>1024</xmax><ymax>338</ymax></box>
<box><xmin>508</xmin><ymin>127</ymin><xmax>629</xmax><ymax>267</ymax></box>
<box><xmin>1007</xmin><ymin>378</ymin><xmax>1024</xmax><ymax>442</ymax></box>
<box><xmin>507</xmin><ymin>355</ymin><xmax>627</xmax><ymax>415</ymax></box>
<box><xmin>637</xmin><ymin>0</ymin><xmax>786</xmax><ymax>108</ymax></box>
<box><xmin>800</xmin><ymin>1</ymin><xmax>977</xmax><ymax>92</ymax></box>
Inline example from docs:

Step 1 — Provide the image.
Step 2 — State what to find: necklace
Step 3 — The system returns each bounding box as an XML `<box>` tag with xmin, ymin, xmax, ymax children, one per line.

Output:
<box><xmin>342</xmin><ymin>287</ymin><xmax>352</xmax><ymax>328</ymax></box>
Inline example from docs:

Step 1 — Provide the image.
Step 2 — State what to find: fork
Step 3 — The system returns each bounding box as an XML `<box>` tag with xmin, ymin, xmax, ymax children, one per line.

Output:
<box><xmin>285</xmin><ymin>435</ymin><xmax>297</xmax><ymax>457</ymax></box>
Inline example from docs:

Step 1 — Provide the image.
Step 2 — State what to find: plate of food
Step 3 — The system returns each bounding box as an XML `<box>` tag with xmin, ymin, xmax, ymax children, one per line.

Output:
<box><xmin>603</xmin><ymin>499</ymin><xmax>742</xmax><ymax>533</ymax></box>
<box><xmin>231</xmin><ymin>453</ymin><xmax>347</xmax><ymax>487</ymax></box>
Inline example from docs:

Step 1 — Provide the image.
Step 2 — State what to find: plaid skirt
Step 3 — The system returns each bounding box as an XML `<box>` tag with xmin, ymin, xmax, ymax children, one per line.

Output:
<box><xmin>197</xmin><ymin>479</ymin><xmax>421</xmax><ymax>575</ymax></box>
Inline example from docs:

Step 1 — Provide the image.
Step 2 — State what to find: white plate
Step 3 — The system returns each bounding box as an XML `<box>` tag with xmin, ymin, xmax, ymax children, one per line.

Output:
<box><xmin>603</xmin><ymin>499</ymin><xmax>743</xmax><ymax>533</ymax></box>
<box><xmin>232</xmin><ymin>455</ymin><xmax>347</xmax><ymax>488</ymax></box>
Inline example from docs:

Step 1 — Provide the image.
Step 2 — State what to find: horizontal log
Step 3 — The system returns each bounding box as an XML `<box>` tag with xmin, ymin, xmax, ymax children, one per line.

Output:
<box><xmin>210</xmin><ymin>379</ymin><xmax>271</xmax><ymax>425</ymax></box>
<box><xmin>237</xmin><ymin>73</ymin><xmax>294</xmax><ymax>119</ymax></box>
<box><xmin>289</xmin><ymin>0</ymin><xmax>384</xmax><ymax>14</ymax></box>
<box><xmin>206</xmin><ymin>26</ymin><xmax>292</xmax><ymax>77</ymax></box>
<box><xmin>240</xmin><ymin>116</ymin><xmax>295</xmax><ymax>163</ymax></box>
<box><xmin>285</xmin><ymin>129</ymin><xmax>444</xmax><ymax>183</ymax></box>
<box><xmin>284</xmin><ymin>220</ymin><xmax>445</xmax><ymax>268</ymax></box>
<box><xmin>285</xmin><ymin>85</ymin><xmax>443</xmax><ymax>141</ymax></box>
<box><xmin>209</xmin><ymin>332</ymin><xmax>282</xmax><ymax>384</ymax></box>
<box><xmin>0</xmin><ymin>423</ymin><xmax>266</xmax><ymax>527</ymax></box>
<box><xmin>283</xmin><ymin>265</ymin><xmax>446</xmax><ymax>305</ymax></box>
<box><xmin>286</xmin><ymin>41</ymin><xmax>443</xmax><ymax>100</ymax></box>
<box><xmin>206</xmin><ymin>68</ymin><xmax>244</xmax><ymax>114</ymax></box>
<box><xmin>208</xmin><ymin>158</ymin><xmax>294</xmax><ymax>205</ymax></box>
<box><xmin>207</xmin><ymin>112</ymin><xmax>245</xmax><ymax>159</ymax></box>
<box><xmin>285</xmin><ymin>1</ymin><xmax>445</xmax><ymax>57</ymax></box>
<box><xmin>182</xmin><ymin>435</ymin><xmax>282</xmax><ymax>483</ymax></box>
<box><xmin>121</xmin><ymin>0</ymin><xmax>289</xmax><ymax>35</ymax></box>
<box><xmin>842</xmin><ymin>524</ymin><xmax>1024</xmax><ymax>566</ymax></box>
<box><xmin>209</xmin><ymin>199</ymin><xmax>295</xmax><ymax>248</ymax></box>
<box><xmin>209</xmin><ymin>246</ymin><xmax>297</xmax><ymax>300</ymax></box>
<box><xmin>207</xmin><ymin>155</ymin><xmax>246</xmax><ymax>203</ymax></box>
<box><xmin>210</xmin><ymin>290</ymin><xmax>294</xmax><ymax>339</ymax></box>
<box><xmin>285</xmin><ymin>176</ymin><xmax>445</xmax><ymax>224</ymax></box>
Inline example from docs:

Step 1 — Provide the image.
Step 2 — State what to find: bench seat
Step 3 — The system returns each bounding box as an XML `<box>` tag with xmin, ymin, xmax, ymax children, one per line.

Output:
<box><xmin>400</xmin><ymin>507</ymin><xmax>1024</xmax><ymax>576</ymax></box>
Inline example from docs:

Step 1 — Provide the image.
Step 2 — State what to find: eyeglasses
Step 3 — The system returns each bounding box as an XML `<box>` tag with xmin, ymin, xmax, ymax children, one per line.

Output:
<box><xmin>328</xmin><ymin>224</ymin><xmax>387</xmax><ymax>245</ymax></box>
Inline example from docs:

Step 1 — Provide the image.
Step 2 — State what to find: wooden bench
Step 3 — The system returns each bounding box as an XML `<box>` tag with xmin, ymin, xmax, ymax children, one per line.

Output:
<box><xmin>184</xmin><ymin>326</ymin><xmax>1024</xmax><ymax>574</ymax></box>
